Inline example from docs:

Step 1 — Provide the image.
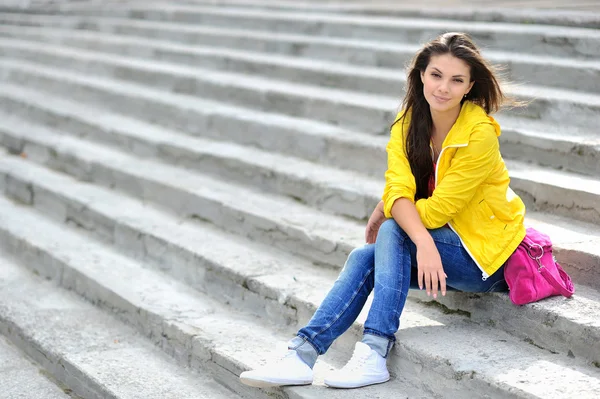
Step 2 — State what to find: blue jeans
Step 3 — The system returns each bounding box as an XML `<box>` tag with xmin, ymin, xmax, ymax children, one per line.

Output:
<box><xmin>288</xmin><ymin>219</ymin><xmax>508</xmax><ymax>368</ymax></box>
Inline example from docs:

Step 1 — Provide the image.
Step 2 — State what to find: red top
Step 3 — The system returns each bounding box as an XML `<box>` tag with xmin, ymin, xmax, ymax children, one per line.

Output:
<box><xmin>427</xmin><ymin>163</ymin><xmax>436</xmax><ymax>198</ymax></box>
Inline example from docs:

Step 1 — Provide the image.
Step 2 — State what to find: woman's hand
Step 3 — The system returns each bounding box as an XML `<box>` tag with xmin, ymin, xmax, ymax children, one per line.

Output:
<box><xmin>416</xmin><ymin>240</ymin><xmax>447</xmax><ymax>299</ymax></box>
<box><xmin>365</xmin><ymin>200</ymin><xmax>386</xmax><ymax>244</ymax></box>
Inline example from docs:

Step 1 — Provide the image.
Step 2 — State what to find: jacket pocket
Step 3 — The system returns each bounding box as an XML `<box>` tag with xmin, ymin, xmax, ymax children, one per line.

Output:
<box><xmin>479</xmin><ymin>198</ymin><xmax>507</xmax><ymax>230</ymax></box>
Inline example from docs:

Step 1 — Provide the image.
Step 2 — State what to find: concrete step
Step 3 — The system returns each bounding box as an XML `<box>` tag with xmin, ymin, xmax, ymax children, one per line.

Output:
<box><xmin>0</xmin><ymin>33</ymin><xmax>600</xmax><ymax>131</ymax></box>
<box><xmin>2</xmin><ymin>84</ymin><xmax>600</xmax><ymax>231</ymax></box>
<box><xmin>0</xmin><ymin>113</ymin><xmax>599</xmax><ymax>288</ymax></box>
<box><xmin>0</xmin><ymin>197</ymin><xmax>437</xmax><ymax>399</ymax></box>
<box><xmin>1</xmin><ymin>23</ymin><xmax>599</xmax><ymax>94</ymax></box>
<box><xmin>32</xmin><ymin>3</ymin><xmax>600</xmax><ymax>59</ymax></box>
<box><xmin>0</xmin><ymin>82</ymin><xmax>387</xmax><ymax>180</ymax></box>
<box><xmin>2</xmin><ymin>44</ymin><xmax>600</xmax><ymax>143</ymax></box>
<box><xmin>0</xmin><ymin>250</ymin><xmax>398</xmax><ymax>399</ymax></box>
<box><xmin>0</xmin><ymin>147</ymin><xmax>597</xmax><ymax>367</ymax></box>
<box><xmin>0</xmin><ymin>52</ymin><xmax>395</xmax><ymax>135</ymax></box>
<box><xmin>128</xmin><ymin>0</ymin><xmax>600</xmax><ymax>29</ymax></box>
<box><xmin>0</xmin><ymin>87</ymin><xmax>379</xmax><ymax>221</ymax></box>
<box><xmin>0</xmin><ymin>190</ymin><xmax>599</xmax><ymax>398</ymax></box>
<box><xmin>0</xmin><ymin>258</ymin><xmax>242</xmax><ymax>399</ymax></box>
<box><xmin>0</xmin><ymin>335</ymin><xmax>72</xmax><ymax>399</ymax></box>
<box><xmin>1</xmin><ymin>69</ymin><xmax>598</xmax><ymax>183</ymax></box>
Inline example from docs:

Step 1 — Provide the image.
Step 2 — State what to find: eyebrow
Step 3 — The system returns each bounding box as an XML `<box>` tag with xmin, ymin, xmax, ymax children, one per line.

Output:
<box><xmin>431</xmin><ymin>67</ymin><xmax>467</xmax><ymax>78</ymax></box>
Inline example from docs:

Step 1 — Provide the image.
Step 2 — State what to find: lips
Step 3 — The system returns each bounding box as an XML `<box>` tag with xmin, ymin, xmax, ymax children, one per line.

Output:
<box><xmin>433</xmin><ymin>95</ymin><xmax>451</xmax><ymax>102</ymax></box>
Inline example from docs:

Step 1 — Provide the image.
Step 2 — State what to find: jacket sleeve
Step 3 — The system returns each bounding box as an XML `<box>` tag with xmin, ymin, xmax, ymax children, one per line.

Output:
<box><xmin>415</xmin><ymin>124</ymin><xmax>499</xmax><ymax>229</ymax></box>
<box><xmin>382</xmin><ymin>116</ymin><xmax>417</xmax><ymax>218</ymax></box>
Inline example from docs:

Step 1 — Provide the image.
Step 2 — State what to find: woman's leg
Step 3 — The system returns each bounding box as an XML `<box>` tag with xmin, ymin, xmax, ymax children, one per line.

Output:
<box><xmin>361</xmin><ymin>221</ymin><xmax>508</xmax><ymax>358</ymax></box>
<box><xmin>291</xmin><ymin>243</ymin><xmax>377</xmax><ymax>367</ymax></box>
<box><xmin>404</xmin><ymin>226</ymin><xmax>508</xmax><ymax>293</ymax></box>
<box><xmin>361</xmin><ymin>219</ymin><xmax>412</xmax><ymax>357</ymax></box>
<box><xmin>323</xmin><ymin>219</ymin><xmax>412</xmax><ymax>388</ymax></box>
<box><xmin>240</xmin><ymin>243</ymin><xmax>386</xmax><ymax>388</ymax></box>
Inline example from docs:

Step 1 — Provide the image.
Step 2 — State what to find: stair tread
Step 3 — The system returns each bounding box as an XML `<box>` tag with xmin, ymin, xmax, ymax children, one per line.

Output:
<box><xmin>0</xmin><ymin>193</ymin><xmax>599</xmax><ymax>397</ymax></box>
<box><xmin>0</xmin><ymin>88</ymin><xmax>381</xmax><ymax>194</ymax></box>
<box><xmin>0</xmin><ymin>259</ymin><xmax>240</xmax><ymax>398</ymax></box>
<box><xmin>1</xmin><ymin>81</ymin><xmax>598</xmax><ymax>182</ymax></box>
<box><xmin>0</xmin><ymin>335</ymin><xmax>71</xmax><ymax>399</ymax></box>
<box><xmin>0</xmin><ymin>151</ymin><xmax>598</xmax><ymax>356</ymax></box>
<box><xmin>1</xmin><ymin>108</ymin><xmax>600</xmax><ymax>274</ymax></box>
<box><xmin>0</xmin><ymin>12</ymin><xmax>597</xmax><ymax>64</ymax></box>
<box><xmin>0</xmin><ymin>198</ymin><xmax>425</xmax><ymax>399</ymax></box>
<box><xmin>0</xmin><ymin>58</ymin><xmax>385</xmax><ymax>142</ymax></box>
<box><xmin>68</xmin><ymin>2</ymin><xmax>600</xmax><ymax>38</ymax></box>
<box><xmin>167</xmin><ymin>0</ymin><xmax>600</xmax><ymax>29</ymax></box>
<box><xmin>3</xmin><ymin>25</ymin><xmax>599</xmax><ymax>76</ymax></box>
<box><xmin>3</xmin><ymin>37</ymin><xmax>600</xmax><ymax>109</ymax></box>
<box><xmin>2</xmin><ymin>100</ymin><xmax>599</xmax><ymax>210</ymax></box>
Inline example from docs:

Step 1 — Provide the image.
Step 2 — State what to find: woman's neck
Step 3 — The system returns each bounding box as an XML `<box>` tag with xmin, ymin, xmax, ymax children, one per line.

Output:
<box><xmin>430</xmin><ymin>104</ymin><xmax>462</xmax><ymax>141</ymax></box>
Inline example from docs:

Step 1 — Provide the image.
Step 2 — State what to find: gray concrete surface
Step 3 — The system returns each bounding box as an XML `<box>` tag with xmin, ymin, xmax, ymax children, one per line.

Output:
<box><xmin>0</xmin><ymin>1</ymin><xmax>599</xmax><ymax>398</ymax></box>
<box><xmin>58</xmin><ymin>4</ymin><xmax>600</xmax><ymax>58</ymax></box>
<box><xmin>0</xmin><ymin>204</ymin><xmax>427</xmax><ymax>399</ymax></box>
<box><xmin>1</xmin><ymin>24</ymin><xmax>599</xmax><ymax>94</ymax></box>
<box><xmin>0</xmin><ymin>193</ymin><xmax>599</xmax><ymax>398</ymax></box>
<box><xmin>1</xmin><ymin>132</ymin><xmax>600</xmax><ymax>366</ymax></box>
<box><xmin>1</xmin><ymin>67</ymin><xmax>600</xmax><ymax>227</ymax></box>
<box><xmin>0</xmin><ymin>258</ymin><xmax>241</xmax><ymax>399</ymax></box>
<box><xmin>0</xmin><ymin>335</ymin><xmax>71</xmax><ymax>399</ymax></box>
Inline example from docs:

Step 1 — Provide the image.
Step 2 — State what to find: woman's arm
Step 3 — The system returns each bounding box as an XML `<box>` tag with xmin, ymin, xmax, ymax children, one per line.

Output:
<box><xmin>416</xmin><ymin>125</ymin><xmax>499</xmax><ymax>229</ymax></box>
<box><xmin>391</xmin><ymin>198</ymin><xmax>446</xmax><ymax>299</ymax></box>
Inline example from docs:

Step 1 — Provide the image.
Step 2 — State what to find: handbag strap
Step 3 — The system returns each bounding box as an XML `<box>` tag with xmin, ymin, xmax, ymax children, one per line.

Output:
<box><xmin>540</xmin><ymin>265</ymin><xmax>575</xmax><ymax>298</ymax></box>
<box><xmin>525</xmin><ymin>243</ymin><xmax>575</xmax><ymax>298</ymax></box>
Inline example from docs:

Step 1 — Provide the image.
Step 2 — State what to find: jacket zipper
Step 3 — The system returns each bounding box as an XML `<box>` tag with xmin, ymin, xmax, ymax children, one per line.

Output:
<box><xmin>435</xmin><ymin>144</ymin><xmax>490</xmax><ymax>281</ymax></box>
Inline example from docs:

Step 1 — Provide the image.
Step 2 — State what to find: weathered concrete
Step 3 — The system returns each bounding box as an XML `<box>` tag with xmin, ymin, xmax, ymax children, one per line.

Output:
<box><xmin>35</xmin><ymin>3</ymin><xmax>600</xmax><ymax>59</ymax></box>
<box><xmin>0</xmin><ymin>335</ymin><xmax>71</xmax><ymax>399</ymax></box>
<box><xmin>145</xmin><ymin>0</ymin><xmax>600</xmax><ymax>25</ymax></box>
<box><xmin>0</xmin><ymin>81</ymin><xmax>388</xmax><ymax>177</ymax></box>
<box><xmin>2</xmin><ymin>38</ymin><xmax>600</xmax><ymax>133</ymax></box>
<box><xmin>1</xmin><ymin>51</ymin><xmax>599</xmax><ymax>178</ymax></box>
<box><xmin>0</xmin><ymin>2</ymin><xmax>598</xmax><ymax>398</ymax></box>
<box><xmin>0</xmin><ymin>208</ymin><xmax>427</xmax><ymax>399</ymax></box>
<box><xmin>0</xmin><ymin>258</ymin><xmax>241</xmax><ymax>399</ymax></box>
<box><xmin>3</xmin><ymin>97</ymin><xmax>600</xmax><ymax>249</ymax></box>
<box><xmin>1</xmin><ymin>140</ymin><xmax>600</xmax><ymax>368</ymax></box>
<box><xmin>2</xmin><ymin>24</ymin><xmax>599</xmax><ymax>94</ymax></box>
<box><xmin>0</xmin><ymin>195</ymin><xmax>599</xmax><ymax>398</ymax></box>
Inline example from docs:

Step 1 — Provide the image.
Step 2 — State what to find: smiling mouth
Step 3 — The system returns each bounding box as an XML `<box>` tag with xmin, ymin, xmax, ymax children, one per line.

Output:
<box><xmin>434</xmin><ymin>95</ymin><xmax>451</xmax><ymax>102</ymax></box>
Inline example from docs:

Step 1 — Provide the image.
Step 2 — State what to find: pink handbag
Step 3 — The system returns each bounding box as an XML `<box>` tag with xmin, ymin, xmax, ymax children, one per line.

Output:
<box><xmin>504</xmin><ymin>227</ymin><xmax>575</xmax><ymax>305</ymax></box>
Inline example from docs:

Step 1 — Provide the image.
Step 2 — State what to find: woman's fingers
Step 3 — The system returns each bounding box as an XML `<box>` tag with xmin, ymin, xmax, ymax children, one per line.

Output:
<box><xmin>431</xmin><ymin>272</ymin><xmax>439</xmax><ymax>299</ymax></box>
<box><xmin>438</xmin><ymin>270</ymin><xmax>447</xmax><ymax>297</ymax></box>
<box><xmin>420</xmin><ymin>269</ymin><xmax>446</xmax><ymax>298</ymax></box>
<box><xmin>365</xmin><ymin>226</ymin><xmax>375</xmax><ymax>244</ymax></box>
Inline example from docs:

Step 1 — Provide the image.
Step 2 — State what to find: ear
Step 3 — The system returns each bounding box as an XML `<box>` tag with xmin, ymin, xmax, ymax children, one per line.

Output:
<box><xmin>420</xmin><ymin>70</ymin><xmax>425</xmax><ymax>84</ymax></box>
<box><xmin>466</xmin><ymin>81</ymin><xmax>475</xmax><ymax>94</ymax></box>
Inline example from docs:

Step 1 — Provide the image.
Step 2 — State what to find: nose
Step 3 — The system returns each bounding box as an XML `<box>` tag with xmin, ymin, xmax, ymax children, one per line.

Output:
<box><xmin>438</xmin><ymin>80</ymin><xmax>450</xmax><ymax>94</ymax></box>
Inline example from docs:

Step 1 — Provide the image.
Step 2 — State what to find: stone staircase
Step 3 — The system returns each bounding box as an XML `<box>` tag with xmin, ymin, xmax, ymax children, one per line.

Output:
<box><xmin>0</xmin><ymin>1</ymin><xmax>599</xmax><ymax>397</ymax></box>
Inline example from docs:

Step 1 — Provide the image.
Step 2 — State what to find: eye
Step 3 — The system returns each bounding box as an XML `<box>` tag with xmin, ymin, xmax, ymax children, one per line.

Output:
<box><xmin>431</xmin><ymin>73</ymin><xmax>441</xmax><ymax>78</ymax></box>
<box><xmin>453</xmin><ymin>78</ymin><xmax>464</xmax><ymax>83</ymax></box>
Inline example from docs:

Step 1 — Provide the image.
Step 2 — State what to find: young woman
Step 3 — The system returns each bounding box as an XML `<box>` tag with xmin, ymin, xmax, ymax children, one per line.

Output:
<box><xmin>240</xmin><ymin>32</ymin><xmax>526</xmax><ymax>389</ymax></box>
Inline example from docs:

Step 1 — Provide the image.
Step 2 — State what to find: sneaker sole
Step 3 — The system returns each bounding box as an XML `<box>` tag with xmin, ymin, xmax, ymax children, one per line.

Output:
<box><xmin>239</xmin><ymin>376</ymin><xmax>313</xmax><ymax>388</ymax></box>
<box><xmin>324</xmin><ymin>375</ymin><xmax>390</xmax><ymax>389</ymax></box>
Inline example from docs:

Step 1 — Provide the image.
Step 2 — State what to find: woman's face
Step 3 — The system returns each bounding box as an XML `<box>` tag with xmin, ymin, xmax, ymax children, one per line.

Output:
<box><xmin>420</xmin><ymin>54</ymin><xmax>475</xmax><ymax>114</ymax></box>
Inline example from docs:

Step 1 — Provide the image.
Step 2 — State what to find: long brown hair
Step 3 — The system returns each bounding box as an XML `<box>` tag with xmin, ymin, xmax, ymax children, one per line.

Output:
<box><xmin>395</xmin><ymin>32</ymin><xmax>508</xmax><ymax>200</ymax></box>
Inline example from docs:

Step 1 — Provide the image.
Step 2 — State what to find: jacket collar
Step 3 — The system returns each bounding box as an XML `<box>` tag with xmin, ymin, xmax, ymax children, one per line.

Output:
<box><xmin>442</xmin><ymin>101</ymin><xmax>501</xmax><ymax>148</ymax></box>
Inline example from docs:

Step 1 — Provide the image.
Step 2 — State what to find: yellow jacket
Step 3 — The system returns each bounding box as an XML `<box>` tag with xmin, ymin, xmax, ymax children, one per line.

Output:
<box><xmin>382</xmin><ymin>102</ymin><xmax>526</xmax><ymax>279</ymax></box>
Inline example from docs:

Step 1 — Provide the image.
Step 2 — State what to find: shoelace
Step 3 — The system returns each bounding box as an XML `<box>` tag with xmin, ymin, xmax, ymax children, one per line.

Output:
<box><xmin>339</xmin><ymin>351</ymin><xmax>370</xmax><ymax>372</ymax></box>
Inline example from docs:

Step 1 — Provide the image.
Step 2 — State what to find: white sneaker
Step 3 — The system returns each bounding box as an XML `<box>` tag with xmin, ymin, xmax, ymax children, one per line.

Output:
<box><xmin>239</xmin><ymin>349</ymin><xmax>313</xmax><ymax>388</ymax></box>
<box><xmin>324</xmin><ymin>342</ymin><xmax>390</xmax><ymax>389</ymax></box>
